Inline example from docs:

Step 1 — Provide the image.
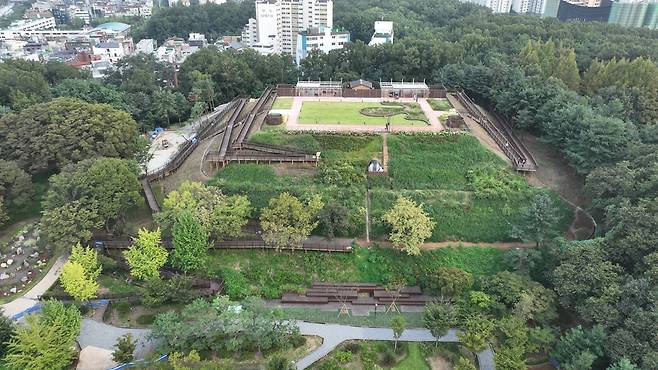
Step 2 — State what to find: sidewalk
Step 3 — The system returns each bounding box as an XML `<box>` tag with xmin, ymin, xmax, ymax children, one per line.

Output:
<box><xmin>295</xmin><ymin>321</ymin><xmax>494</xmax><ymax>370</ymax></box>
<box><xmin>1</xmin><ymin>254</ymin><xmax>67</xmax><ymax>318</ymax></box>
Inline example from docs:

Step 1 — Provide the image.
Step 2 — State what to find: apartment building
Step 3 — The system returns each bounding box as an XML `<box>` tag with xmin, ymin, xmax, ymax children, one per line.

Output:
<box><xmin>295</xmin><ymin>26</ymin><xmax>349</xmax><ymax>63</ymax></box>
<box><xmin>369</xmin><ymin>21</ymin><xmax>393</xmax><ymax>46</ymax></box>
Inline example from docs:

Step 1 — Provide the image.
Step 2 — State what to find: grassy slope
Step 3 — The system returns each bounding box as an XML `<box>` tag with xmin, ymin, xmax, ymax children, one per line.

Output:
<box><xmin>298</xmin><ymin>101</ymin><xmax>424</xmax><ymax>125</ymax></box>
<box><xmin>393</xmin><ymin>343</ymin><xmax>431</xmax><ymax>370</ymax></box>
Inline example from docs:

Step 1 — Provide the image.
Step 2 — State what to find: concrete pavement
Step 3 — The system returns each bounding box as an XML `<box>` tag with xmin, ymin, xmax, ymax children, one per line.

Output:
<box><xmin>1</xmin><ymin>255</ymin><xmax>67</xmax><ymax>318</ymax></box>
<box><xmin>295</xmin><ymin>321</ymin><xmax>494</xmax><ymax>370</ymax></box>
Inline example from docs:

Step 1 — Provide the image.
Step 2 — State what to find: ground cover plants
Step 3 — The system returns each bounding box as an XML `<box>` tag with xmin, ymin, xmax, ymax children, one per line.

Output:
<box><xmin>297</xmin><ymin>101</ymin><xmax>427</xmax><ymax>125</ymax></box>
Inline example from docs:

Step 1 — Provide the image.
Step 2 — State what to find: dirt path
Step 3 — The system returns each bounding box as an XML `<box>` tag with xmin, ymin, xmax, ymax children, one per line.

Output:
<box><xmin>358</xmin><ymin>239</ymin><xmax>534</xmax><ymax>250</ymax></box>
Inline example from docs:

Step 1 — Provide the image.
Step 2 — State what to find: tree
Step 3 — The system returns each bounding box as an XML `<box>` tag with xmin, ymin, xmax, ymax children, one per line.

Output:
<box><xmin>454</xmin><ymin>356</ymin><xmax>477</xmax><ymax>370</ymax></box>
<box><xmin>427</xmin><ymin>267</ymin><xmax>473</xmax><ymax>298</ymax></box>
<box><xmin>42</xmin><ymin>158</ymin><xmax>141</xmax><ymax>248</ymax></box>
<box><xmin>112</xmin><ymin>333</ymin><xmax>136</xmax><ymax>364</ymax></box>
<box><xmin>552</xmin><ymin>325</ymin><xmax>606</xmax><ymax>370</ymax></box>
<box><xmin>382</xmin><ymin>196</ymin><xmax>435</xmax><ymax>256</ymax></box>
<box><xmin>457</xmin><ymin>315</ymin><xmax>495</xmax><ymax>353</ymax></box>
<box><xmin>53</xmin><ymin>78</ymin><xmax>128</xmax><ymax>111</ymax></box>
<box><xmin>510</xmin><ymin>193</ymin><xmax>561</xmax><ymax>247</ymax></box>
<box><xmin>123</xmin><ymin>228</ymin><xmax>169</xmax><ymax>280</ymax></box>
<box><xmin>59</xmin><ymin>262</ymin><xmax>99</xmax><ymax>302</ymax></box>
<box><xmin>170</xmin><ymin>211</ymin><xmax>209</xmax><ymax>272</ymax></box>
<box><xmin>4</xmin><ymin>301</ymin><xmax>80</xmax><ymax>370</ymax></box>
<box><xmin>0</xmin><ymin>98</ymin><xmax>140</xmax><ymax>173</ymax></box>
<box><xmin>267</xmin><ymin>356</ymin><xmax>294</xmax><ymax>370</ymax></box>
<box><xmin>318</xmin><ymin>202</ymin><xmax>350</xmax><ymax>239</ymax></box>
<box><xmin>260</xmin><ymin>193</ymin><xmax>323</xmax><ymax>251</ymax></box>
<box><xmin>69</xmin><ymin>243</ymin><xmax>102</xmax><ymax>280</ymax></box>
<box><xmin>0</xmin><ymin>159</ymin><xmax>32</xmax><ymax>208</ymax></box>
<box><xmin>607</xmin><ymin>358</ymin><xmax>640</xmax><ymax>370</ymax></box>
<box><xmin>424</xmin><ymin>301</ymin><xmax>456</xmax><ymax>339</ymax></box>
<box><xmin>391</xmin><ymin>315</ymin><xmax>406</xmax><ymax>351</ymax></box>
<box><xmin>0</xmin><ymin>308</ymin><xmax>14</xmax><ymax>360</ymax></box>
<box><xmin>157</xmin><ymin>181</ymin><xmax>251</xmax><ymax>239</ymax></box>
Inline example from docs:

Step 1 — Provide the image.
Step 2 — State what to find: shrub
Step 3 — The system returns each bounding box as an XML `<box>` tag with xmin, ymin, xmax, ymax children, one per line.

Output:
<box><xmin>335</xmin><ymin>350</ymin><xmax>353</xmax><ymax>363</ymax></box>
<box><xmin>380</xmin><ymin>349</ymin><xmax>396</xmax><ymax>366</ymax></box>
<box><xmin>136</xmin><ymin>314</ymin><xmax>157</xmax><ymax>325</ymax></box>
<box><xmin>344</xmin><ymin>342</ymin><xmax>362</xmax><ymax>354</ymax></box>
<box><xmin>115</xmin><ymin>301</ymin><xmax>131</xmax><ymax>316</ymax></box>
<box><xmin>222</xmin><ymin>268</ymin><xmax>250</xmax><ymax>300</ymax></box>
<box><xmin>291</xmin><ymin>334</ymin><xmax>306</xmax><ymax>348</ymax></box>
<box><xmin>267</xmin><ymin>356</ymin><xmax>294</xmax><ymax>370</ymax></box>
<box><xmin>317</xmin><ymin>358</ymin><xmax>343</xmax><ymax>370</ymax></box>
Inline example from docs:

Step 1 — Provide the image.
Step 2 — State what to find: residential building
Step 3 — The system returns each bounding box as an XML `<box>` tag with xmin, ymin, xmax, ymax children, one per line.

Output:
<box><xmin>92</xmin><ymin>40</ymin><xmax>125</xmax><ymax>63</ymax></box>
<box><xmin>155</xmin><ymin>37</ymin><xmax>200</xmax><ymax>64</ymax></box>
<box><xmin>512</xmin><ymin>0</ymin><xmax>546</xmax><ymax>13</ymax></box>
<box><xmin>7</xmin><ymin>17</ymin><xmax>56</xmax><ymax>32</ymax></box>
<box><xmin>188</xmin><ymin>32</ymin><xmax>208</xmax><ymax>48</ymax></box>
<box><xmin>295</xmin><ymin>26</ymin><xmax>348</xmax><ymax>63</ymax></box>
<box><xmin>608</xmin><ymin>0</ymin><xmax>658</xmax><ymax>29</ymax></box>
<box><xmin>369</xmin><ymin>21</ymin><xmax>393</xmax><ymax>46</ymax></box>
<box><xmin>242</xmin><ymin>0</ymin><xmax>345</xmax><ymax>61</ymax></box>
<box><xmin>135</xmin><ymin>38</ymin><xmax>156</xmax><ymax>54</ymax></box>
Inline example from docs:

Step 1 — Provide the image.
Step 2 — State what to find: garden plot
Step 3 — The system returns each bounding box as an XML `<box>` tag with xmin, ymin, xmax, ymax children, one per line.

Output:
<box><xmin>297</xmin><ymin>101</ymin><xmax>428</xmax><ymax>126</ymax></box>
<box><xmin>0</xmin><ymin>223</ymin><xmax>51</xmax><ymax>297</ymax></box>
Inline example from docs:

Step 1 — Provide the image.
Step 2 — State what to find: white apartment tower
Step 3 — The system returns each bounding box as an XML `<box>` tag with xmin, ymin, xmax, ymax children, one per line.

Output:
<box><xmin>243</xmin><ymin>0</ymin><xmax>336</xmax><ymax>60</ymax></box>
<box><xmin>511</xmin><ymin>0</ymin><xmax>546</xmax><ymax>13</ymax></box>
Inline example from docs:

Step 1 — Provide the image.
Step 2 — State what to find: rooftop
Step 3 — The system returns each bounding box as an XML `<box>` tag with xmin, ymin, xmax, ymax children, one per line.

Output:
<box><xmin>92</xmin><ymin>22</ymin><xmax>130</xmax><ymax>32</ymax></box>
<box><xmin>296</xmin><ymin>80</ymin><xmax>343</xmax><ymax>88</ymax></box>
<box><xmin>380</xmin><ymin>81</ymin><xmax>429</xmax><ymax>89</ymax></box>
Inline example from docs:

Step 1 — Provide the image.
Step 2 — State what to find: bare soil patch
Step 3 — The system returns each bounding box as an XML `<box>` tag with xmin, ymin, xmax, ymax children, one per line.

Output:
<box><xmin>427</xmin><ymin>355</ymin><xmax>453</xmax><ymax>370</ymax></box>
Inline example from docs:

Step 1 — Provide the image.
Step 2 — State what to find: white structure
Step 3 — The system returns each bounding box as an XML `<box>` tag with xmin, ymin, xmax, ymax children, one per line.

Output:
<box><xmin>92</xmin><ymin>41</ymin><xmax>125</xmax><ymax>63</ymax></box>
<box><xmin>369</xmin><ymin>21</ymin><xmax>393</xmax><ymax>46</ymax></box>
<box><xmin>295</xmin><ymin>26</ymin><xmax>349</xmax><ymax>63</ymax></box>
<box><xmin>135</xmin><ymin>38</ymin><xmax>156</xmax><ymax>54</ymax></box>
<box><xmin>6</xmin><ymin>17</ymin><xmax>56</xmax><ymax>32</ymax></box>
<box><xmin>69</xmin><ymin>6</ymin><xmax>92</xmax><ymax>24</ymax></box>
<box><xmin>155</xmin><ymin>37</ymin><xmax>200</xmax><ymax>64</ymax></box>
<box><xmin>188</xmin><ymin>33</ymin><xmax>208</xmax><ymax>48</ymax></box>
<box><xmin>242</xmin><ymin>0</ymin><xmax>343</xmax><ymax>61</ymax></box>
<box><xmin>511</xmin><ymin>0</ymin><xmax>546</xmax><ymax>13</ymax></box>
<box><xmin>461</xmin><ymin>0</ymin><xmax>513</xmax><ymax>13</ymax></box>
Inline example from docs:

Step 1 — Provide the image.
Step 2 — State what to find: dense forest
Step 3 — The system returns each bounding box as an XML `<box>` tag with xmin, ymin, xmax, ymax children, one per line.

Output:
<box><xmin>0</xmin><ymin>1</ymin><xmax>656</xmax><ymax>368</ymax></box>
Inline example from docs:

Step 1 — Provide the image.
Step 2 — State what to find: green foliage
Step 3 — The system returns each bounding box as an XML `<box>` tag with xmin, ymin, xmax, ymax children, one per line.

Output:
<box><xmin>454</xmin><ymin>357</ymin><xmax>477</xmax><ymax>370</ymax></box>
<box><xmin>42</xmin><ymin>157</ymin><xmax>141</xmax><ymax>248</ymax></box>
<box><xmin>0</xmin><ymin>159</ymin><xmax>32</xmax><ymax>210</ymax></box>
<box><xmin>0</xmin><ymin>98</ymin><xmax>140</xmax><ymax>174</ymax></box>
<box><xmin>457</xmin><ymin>315</ymin><xmax>495</xmax><ymax>353</ymax></box>
<box><xmin>426</xmin><ymin>267</ymin><xmax>473</xmax><ymax>297</ymax></box>
<box><xmin>383</xmin><ymin>196</ymin><xmax>435</xmax><ymax>255</ymax></box>
<box><xmin>221</xmin><ymin>268</ymin><xmax>250</xmax><ymax>300</ymax></box>
<box><xmin>112</xmin><ymin>333</ymin><xmax>136</xmax><ymax>364</ymax></box>
<box><xmin>424</xmin><ymin>301</ymin><xmax>456</xmax><ymax>339</ymax></box>
<box><xmin>552</xmin><ymin>325</ymin><xmax>606</xmax><ymax>370</ymax></box>
<box><xmin>171</xmin><ymin>211</ymin><xmax>209</xmax><ymax>272</ymax></box>
<box><xmin>53</xmin><ymin>78</ymin><xmax>128</xmax><ymax>111</ymax></box>
<box><xmin>335</xmin><ymin>351</ymin><xmax>353</xmax><ymax>364</ymax></box>
<box><xmin>607</xmin><ymin>358</ymin><xmax>640</xmax><ymax>370</ymax></box>
<box><xmin>391</xmin><ymin>315</ymin><xmax>406</xmax><ymax>350</ymax></box>
<box><xmin>124</xmin><ymin>228</ymin><xmax>169</xmax><ymax>280</ymax></box>
<box><xmin>151</xmin><ymin>296</ymin><xmax>299</xmax><ymax>355</ymax></box>
<box><xmin>260</xmin><ymin>192</ymin><xmax>323</xmax><ymax>250</ymax></box>
<box><xmin>519</xmin><ymin>39</ymin><xmax>580</xmax><ymax>90</ymax></box>
<box><xmin>428</xmin><ymin>99</ymin><xmax>453</xmax><ymax>111</ymax></box>
<box><xmin>482</xmin><ymin>271</ymin><xmax>556</xmax><ymax>324</ymax></box>
<box><xmin>318</xmin><ymin>202</ymin><xmax>351</xmax><ymax>239</ymax></box>
<box><xmin>142</xmin><ymin>275</ymin><xmax>194</xmax><ymax>307</ymax></box>
<box><xmin>267</xmin><ymin>356</ymin><xmax>295</xmax><ymax>370</ymax></box>
<box><xmin>4</xmin><ymin>301</ymin><xmax>81</xmax><ymax>370</ymax></box>
<box><xmin>59</xmin><ymin>261</ymin><xmax>99</xmax><ymax>302</ymax></box>
<box><xmin>70</xmin><ymin>243</ymin><xmax>102</xmax><ymax>280</ymax></box>
<box><xmin>0</xmin><ymin>308</ymin><xmax>14</xmax><ymax>359</ymax></box>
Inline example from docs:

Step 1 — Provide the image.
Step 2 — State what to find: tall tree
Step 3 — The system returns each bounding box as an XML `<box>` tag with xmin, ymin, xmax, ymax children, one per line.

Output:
<box><xmin>510</xmin><ymin>193</ymin><xmax>561</xmax><ymax>248</ymax></box>
<box><xmin>59</xmin><ymin>262</ymin><xmax>99</xmax><ymax>302</ymax></box>
<box><xmin>124</xmin><ymin>228</ymin><xmax>169</xmax><ymax>280</ymax></box>
<box><xmin>260</xmin><ymin>193</ymin><xmax>323</xmax><ymax>251</ymax></box>
<box><xmin>170</xmin><ymin>211</ymin><xmax>209</xmax><ymax>272</ymax></box>
<box><xmin>391</xmin><ymin>315</ymin><xmax>406</xmax><ymax>351</ymax></box>
<box><xmin>382</xmin><ymin>196</ymin><xmax>435</xmax><ymax>256</ymax></box>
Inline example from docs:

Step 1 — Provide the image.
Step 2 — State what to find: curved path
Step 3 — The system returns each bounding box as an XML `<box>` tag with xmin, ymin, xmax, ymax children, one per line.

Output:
<box><xmin>1</xmin><ymin>254</ymin><xmax>67</xmax><ymax>319</ymax></box>
<box><xmin>296</xmin><ymin>321</ymin><xmax>494</xmax><ymax>370</ymax></box>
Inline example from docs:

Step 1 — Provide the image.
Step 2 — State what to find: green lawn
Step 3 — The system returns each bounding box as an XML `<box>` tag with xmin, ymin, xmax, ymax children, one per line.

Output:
<box><xmin>427</xmin><ymin>98</ymin><xmax>453</xmax><ymax>111</ymax></box>
<box><xmin>272</xmin><ymin>97</ymin><xmax>294</xmax><ymax>109</ymax></box>
<box><xmin>297</xmin><ymin>101</ymin><xmax>427</xmax><ymax>126</ymax></box>
<box><xmin>393</xmin><ymin>343</ymin><xmax>430</xmax><ymax>370</ymax></box>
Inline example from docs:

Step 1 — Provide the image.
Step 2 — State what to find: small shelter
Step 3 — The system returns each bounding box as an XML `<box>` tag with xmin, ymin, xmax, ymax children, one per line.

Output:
<box><xmin>295</xmin><ymin>80</ymin><xmax>343</xmax><ymax>97</ymax></box>
<box><xmin>380</xmin><ymin>80</ymin><xmax>430</xmax><ymax>98</ymax></box>
<box><xmin>367</xmin><ymin>159</ymin><xmax>384</xmax><ymax>173</ymax></box>
<box><xmin>346</xmin><ymin>79</ymin><xmax>374</xmax><ymax>90</ymax></box>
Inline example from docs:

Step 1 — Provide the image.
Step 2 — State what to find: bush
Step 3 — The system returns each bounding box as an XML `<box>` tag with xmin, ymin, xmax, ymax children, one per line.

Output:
<box><xmin>222</xmin><ymin>268</ymin><xmax>250</xmax><ymax>300</ymax></box>
<box><xmin>380</xmin><ymin>349</ymin><xmax>396</xmax><ymax>366</ymax></box>
<box><xmin>344</xmin><ymin>341</ymin><xmax>362</xmax><ymax>354</ymax></box>
<box><xmin>267</xmin><ymin>356</ymin><xmax>294</xmax><ymax>370</ymax></box>
<box><xmin>335</xmin><ymin>350</ymin><xmax>353</xmax><ymax>363</ymax></box>
<box><xmin>291</xmin><ymin>334</ymin><xmax>306</xmax><ymax>348</ymax></box>
<box><xmin>136</xmin><ymin>314</ymin><xmax>156</xmax><ymax>325</ymax></box>
<box><xmin>317</xmin><ymin>358</ymin><xmax>343</xmax><ymax>370</ymax></box>
<box><xmin>115</xmin><ymin>301</ymin><xmax>131</xmax><ymax>316</ymax></box>
<box><xmin>143</xmin><ymin>275</ymin><xmax>194</xmax><ymax>307</ymax></box>
<box><xmin>98</xmin><ymin>255</ymin><xmax>120</xmax><ymax>273</ymax></box>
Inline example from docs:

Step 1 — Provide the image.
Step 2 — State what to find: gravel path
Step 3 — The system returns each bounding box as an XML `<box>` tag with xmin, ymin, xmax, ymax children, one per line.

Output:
<box><xmin>1</xmin><ymin>255</ymin><xmax>67</xmax><ymax>319</ymax></box>
<box><xmin>295</xmin><ymin>321</ymin><xmax>494</xmax><ymax>370</ymax></box>
<box><xmin>417</xmin><ymin>98</ymin><xmax>444</xmax><ymax>129</ymax></box>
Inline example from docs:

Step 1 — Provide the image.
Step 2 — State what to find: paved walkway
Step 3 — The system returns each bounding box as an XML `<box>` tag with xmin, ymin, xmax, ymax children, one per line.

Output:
<box><xmin>78</xmin><ymin>319</ymin><xmax>154</xmax><ymax>361</ymax></box>
<box><xmin>295</xmin><ymin>321</ymin><xmax>494</xmax><ymax>370</ymax></box>
<box><xmin>417</xmin><ymin>98</ymin><xmax>443</xmax><ymax>129</ymax></box>
<box><xmin>1</xmin><ymin>254</ymin><xmax>67</xmax><ymax>318</ymax></box>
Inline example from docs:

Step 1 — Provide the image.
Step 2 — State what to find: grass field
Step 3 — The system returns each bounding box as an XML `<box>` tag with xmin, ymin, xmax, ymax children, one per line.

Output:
<box><xmin>428</xmin><ymin>98</ymin><xmax>453</xmax><ymax>111</ymax></box>
<box><xmin>393</xmin><ymin>343</ymin><xmax>431</xmax><ymax>370</ymax></box>
<box><xmin>272</xmin><ymin>97</ymin><xmax>293</xmax><ymax>109</ymax></box>
<box><xmin>297</xmin><ymin>101</ymin><xmax>427</xmax><ymax>126</ymax></box>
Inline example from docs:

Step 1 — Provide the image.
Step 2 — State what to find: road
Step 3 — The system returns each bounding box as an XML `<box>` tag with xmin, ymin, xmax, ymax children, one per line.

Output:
<box><xmin>296</xmin><ymin>321</ymin><xmax>495</xmax><ymax>370</ymax></box>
